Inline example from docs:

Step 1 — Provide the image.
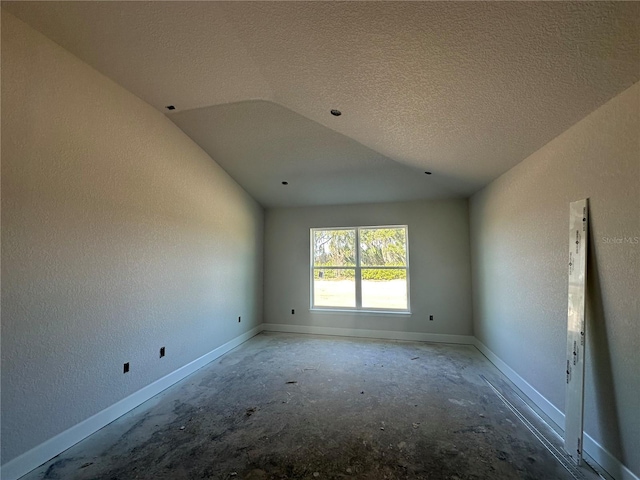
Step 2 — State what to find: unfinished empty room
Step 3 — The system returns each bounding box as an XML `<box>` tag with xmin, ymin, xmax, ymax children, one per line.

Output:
<box><xmin>1</xmin><ymin>2</ymin><xmax>638</xmax><ymax>480</ymax></box>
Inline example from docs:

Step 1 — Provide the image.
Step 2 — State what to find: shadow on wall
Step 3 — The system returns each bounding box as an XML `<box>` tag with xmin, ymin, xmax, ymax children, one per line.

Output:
<box><xmin>586</xmin><ymin>222</ymin><xmax>623</xmax><ymax>475</ymax></box>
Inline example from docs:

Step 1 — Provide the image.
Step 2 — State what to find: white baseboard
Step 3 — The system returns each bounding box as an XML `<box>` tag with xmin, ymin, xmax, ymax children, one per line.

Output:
<box><xmin>263</xmin><ymin>323</ymin><xmax>476</xmax><ymax>345</ymax></box>
<box><xmin>472</xmin><ymin>338</ymin><xmax>566</xmax><ymax>429</ymax></box>
<box><xmin>4</xmin><ymin>327</ymin><xmax>636</xmax><ymax>480</ymax></box>
<box><xmin>0</xmin><ymin>325</ymin><xmax>264</xmax><ymax>480</ymax></box>
<box><xmin>473</xmin><ymin>338</ymin><xmax>639</xmax><ymax>480</ymax></box>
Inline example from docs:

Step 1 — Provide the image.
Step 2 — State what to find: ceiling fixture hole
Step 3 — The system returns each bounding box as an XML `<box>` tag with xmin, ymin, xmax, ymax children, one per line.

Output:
<box><xmin>425</xmin><ymin>171</ymin><xmax>432</xmax><ymax>175</ymax></box>
<box><xmin>282</xmin><ymin>181</ymin><xmax>289</xmax><ymax>185</ymax></box>
<box><xmin>330</xmin><ymin>109</ymin><xmax>342</xmax><ymax>117</ymax></box>
<box><xmin>165</xmin><ymin>105</ymin><xmax>176</xmax><ymax>110</ymax></box>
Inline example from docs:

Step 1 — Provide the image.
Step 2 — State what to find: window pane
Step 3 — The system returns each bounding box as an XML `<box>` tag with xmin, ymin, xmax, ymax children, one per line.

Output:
<box><xmin>360</xmin><ymin>227</ymin><xmax>407</xmax><ymax>267</ymax></box>
<box><xmin>361</xmin><ymin>269</ymin><xmax>407</xmax><ymax>310</ymax></box>
<box><xmin>313</xmin><ymin>268</ymin><xmax>355</xmax><ymax>307</ymax></box>
<box><xmin>313</xmin><ymin>229</ymin><xmax>356</xmax><ymax>267</ymax></box>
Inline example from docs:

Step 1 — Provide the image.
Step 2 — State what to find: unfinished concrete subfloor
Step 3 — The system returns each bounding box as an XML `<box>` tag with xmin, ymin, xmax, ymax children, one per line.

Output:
<box><xmin>21</xmin><ymin>333</ymin><xmax>598</xmax><ymax>480</ymax></box>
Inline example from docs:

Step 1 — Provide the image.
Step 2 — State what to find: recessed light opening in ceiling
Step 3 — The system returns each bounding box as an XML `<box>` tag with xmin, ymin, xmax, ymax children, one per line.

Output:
<box><xmin>165</xmin><ymin>105</ymin><xmax>176</xmax><ymax>110</ymax></box>
<box><xmin>282</xmin><ymin>181</ymin><xmax>289</xmax><ymax>185</ymax></box>
<box><xmin>425</xmin><ymin>171</ymin><xmax>432</xmax><ymax>175</ymax></box>
<box><xmin>330</xmin><ymin>109</ymin><xmax>342</xmax><ymax>117</ymax></box>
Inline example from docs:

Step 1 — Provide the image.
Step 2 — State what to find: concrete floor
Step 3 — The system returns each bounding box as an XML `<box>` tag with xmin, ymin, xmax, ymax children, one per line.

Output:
<box><xmin>21</xmin><ymin>332</ymin><xmax>602</xmax><ymax>480</ymax></box>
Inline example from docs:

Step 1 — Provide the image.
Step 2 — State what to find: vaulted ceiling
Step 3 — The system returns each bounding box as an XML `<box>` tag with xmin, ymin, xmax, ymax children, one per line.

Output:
<box><xmin>4</xmin><ymin>1</ymin><xmax>639</xmax><ymax>207</ymax></box>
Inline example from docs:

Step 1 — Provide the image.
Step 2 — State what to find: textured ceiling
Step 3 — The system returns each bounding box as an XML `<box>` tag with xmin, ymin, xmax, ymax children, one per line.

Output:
<box><xmin>171</xmin><ymin>101</ymin><xmax>461</xmax><ymax>207</ymax></box>
<box><xmin>4</xmin><ymin>1</ymin><xmax>639</xmax><ymax>207</ymax></box>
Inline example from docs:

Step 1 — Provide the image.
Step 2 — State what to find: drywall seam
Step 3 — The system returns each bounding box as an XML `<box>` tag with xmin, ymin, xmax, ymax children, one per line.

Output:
<box><xmin>263</xmin><ymin>323</ymin><xmax>475</xmax><ymax>345</ymax></box>
<box><xmin>0</xmin><ymin>325</ymin><xmax>265</xmax><ymax>480</ymax></box>
<box><xmin>473</xmin><ymin>338</ymin><xmax>639</xmax><ymax>480</ymax></box>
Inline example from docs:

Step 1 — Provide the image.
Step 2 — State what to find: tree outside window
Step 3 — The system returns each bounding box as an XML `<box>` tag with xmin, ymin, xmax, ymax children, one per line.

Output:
<box><xmin>311</xmin><ymin>226</ymin><xmax>409</xmax><ymax>311</ymax></box>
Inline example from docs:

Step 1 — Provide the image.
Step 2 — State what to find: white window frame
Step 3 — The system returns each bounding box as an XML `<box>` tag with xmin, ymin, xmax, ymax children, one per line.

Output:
<box><xmin>310</xmin><ymin>225</ymin><xmax>410</xmax><ymax>313</ymax></box>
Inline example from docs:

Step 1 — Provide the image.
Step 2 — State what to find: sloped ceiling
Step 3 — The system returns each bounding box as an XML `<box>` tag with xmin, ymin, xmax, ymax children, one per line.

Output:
<box><xmin>4</xmin><ymin>1</ymin><xmax>639</xmax><ymax>207</ymax></box>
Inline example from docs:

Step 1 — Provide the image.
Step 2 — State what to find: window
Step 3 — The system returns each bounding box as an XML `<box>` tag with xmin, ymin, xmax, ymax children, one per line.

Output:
<box><xmin>311</xmin><ymin>226</ymin><xmax>409</xmax><ymax>312</ymax></box>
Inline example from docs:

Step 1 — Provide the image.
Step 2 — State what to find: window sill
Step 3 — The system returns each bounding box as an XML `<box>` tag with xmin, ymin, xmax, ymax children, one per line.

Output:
<box><xmin>310</xmin><ymin>308</ymin><xmax>412</xmax><ymax>316</ymax></box>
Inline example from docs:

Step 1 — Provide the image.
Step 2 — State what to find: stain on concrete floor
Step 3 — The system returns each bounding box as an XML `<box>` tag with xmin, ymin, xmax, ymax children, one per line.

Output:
<box><xmin>20</xmin><ymin>333</ymin><xmax>599</xmax><ymax>479</ymax></box>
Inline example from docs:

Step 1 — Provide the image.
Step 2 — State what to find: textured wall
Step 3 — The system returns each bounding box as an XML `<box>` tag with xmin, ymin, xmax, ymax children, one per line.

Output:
<box><xmin>1</xmin><ymin>12</ymin><xmax>263</xmax><ymax>463</ymax></box>
<box><xmin>264</xmin><ymin>200</ymin><xmax>472</xmax><ymax>336</ymax></box>
<box><xmin>470</xmin><ymin>83</ymin><xmax>639</xmax><ymax>476</ymax></box>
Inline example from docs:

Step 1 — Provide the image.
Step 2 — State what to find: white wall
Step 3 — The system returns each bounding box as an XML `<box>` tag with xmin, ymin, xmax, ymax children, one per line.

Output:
<box><xmin>470</xmin><ymin>83</ymin><xmax>639</xmax><ymax>478</ymax></box>
<box><xmin>1</xmin><ymin>11</ymin><xmax>263</xmax><ymax>466</ymax></box>
<box><xmin>264</xmin><ymin>200</ymin><xmax>472</xmax><ymax>338</ymax></box>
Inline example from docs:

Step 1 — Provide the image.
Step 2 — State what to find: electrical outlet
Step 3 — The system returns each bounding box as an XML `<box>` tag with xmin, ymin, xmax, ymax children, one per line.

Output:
<box><xmin>160</xmin><ymin>347</ymin><xmax>165</xmax><ymax>358</ymax></box>
<box><xmin>238</xmin><ymin>316</ymin><xmax>241</xmax><ymax>323</ymax></box>
<box><xmin>123</xmin><ymin>362</ymin><xmax>130</xmax><ymax>373</ymax></box>
<box><xmin>429</xmin><ymin>315</ymin><xmax>434</xmax><ymax>321</ymax></box>
<box><xmin>291</xmin><ymin>309</ymin><xmax>295</xmax><ymax>315</ymax></box>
